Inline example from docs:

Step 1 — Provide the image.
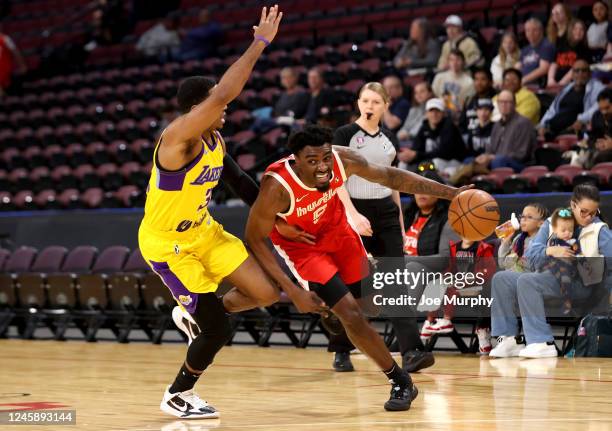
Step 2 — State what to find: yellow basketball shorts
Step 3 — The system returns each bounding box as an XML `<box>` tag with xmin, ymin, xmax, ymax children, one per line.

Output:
<box><xmin>138</xmin><ymin>219</ymin><xmax>248</xmax><ymax>313</ymax></box>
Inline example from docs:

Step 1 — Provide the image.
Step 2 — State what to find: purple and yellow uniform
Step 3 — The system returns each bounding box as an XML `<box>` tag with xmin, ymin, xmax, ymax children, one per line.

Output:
<box><xmin>138</xmin><ymin>130</ymin><xmax>248</xmax><ymax>312</ymax></box>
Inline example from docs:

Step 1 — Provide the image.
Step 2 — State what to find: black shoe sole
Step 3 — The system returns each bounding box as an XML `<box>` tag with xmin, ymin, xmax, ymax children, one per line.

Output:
<box><xmin>333</xmin><ymin>365</ymin><xmax>355</xmax><ymax>372</ymax></box>
<box><xmin>384</xmin><ymin>385</ymin><xmax>418</xmax><ymax>412</ymax></box>
<box><xmin>404</xmin><ymin>354</ymin><xmax>435</xmax><ymax>373</ymax></box>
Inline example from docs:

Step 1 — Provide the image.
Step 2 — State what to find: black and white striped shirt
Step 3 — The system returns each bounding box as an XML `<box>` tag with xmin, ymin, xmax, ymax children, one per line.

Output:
<box><xmin>333</xmin><ymin>123</ymin><xmax>399</xmax><ymax>199</ymax></box>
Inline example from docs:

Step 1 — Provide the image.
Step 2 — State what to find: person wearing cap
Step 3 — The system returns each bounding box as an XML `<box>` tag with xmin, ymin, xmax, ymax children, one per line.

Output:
<box><xmin>402</xmin><ymin>98</ymin><xmax>466</xmax><ymax>175</ymax></box>
<box><xmin>459</xmin><ymin>66</ymin><xmax>497</xmax><ymax>135</ymax></box>
<box><xmin>437</xmin><ymin>15</ymin><xmax>483</xmax><ymax>71</ymax></box>
<box><xmin>466</xmin><ymin>98</ymin><xmax>494</xmax><ymax>157</ymax></box>
<box><xmin>449</xmin><ymin>98</ymin><xmax>495</xmax><ymax>185</ymax></box>
<box><xmin>432</xmin><ymin>49</ymin><xmax>475</xmax><ymax>115</ymax></box>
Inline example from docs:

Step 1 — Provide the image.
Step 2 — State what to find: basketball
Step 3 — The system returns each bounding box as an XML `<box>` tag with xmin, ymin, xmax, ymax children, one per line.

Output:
<box><xmin>448</xmin><ymin>189</ymin><xmax>500</xmax><ymax>241</ymax></box>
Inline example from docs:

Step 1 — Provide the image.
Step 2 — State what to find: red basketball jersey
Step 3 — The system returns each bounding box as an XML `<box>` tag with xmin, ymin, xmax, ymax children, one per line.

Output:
<box><xmin>264</xmin><ymin>149</ymin><xmax>349</xmax><ymax>237</ymax></box>
<box><xmin>265</xmin><ymin>150</ymin><xmax>368</xmax><ymax>286</ymax></box>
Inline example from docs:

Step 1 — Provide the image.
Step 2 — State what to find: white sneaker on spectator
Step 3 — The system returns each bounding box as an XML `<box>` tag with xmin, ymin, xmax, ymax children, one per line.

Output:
<box><xmin>489</xmin><ymin>336</ymin><xmax>524</xmax><ymax>358</ymax></box>
<box><xmin>420</xmin><ymin>321</ymin><xmax>435</xmax><ymax>344</ymax></box>
<box><xmin>518</xmin><ymin>342</ymin><xmax>558</xmax><ymax>358</ymax></box>
<box><xmin>428</xmin><ymin>318</ymin><xmax>454</xmax><ymax>334</ymax></box>
<box><xmin>476</xmin><ymin>327</ymin><xmax>492</xmax><ymax>355</ymax></box>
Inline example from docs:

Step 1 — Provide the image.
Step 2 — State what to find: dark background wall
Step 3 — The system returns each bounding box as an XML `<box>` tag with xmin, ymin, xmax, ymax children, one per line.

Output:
<box><xmin>0</xmin><ymin>192</ymin><xmax>610</xmax><ymax>251</ymax></box>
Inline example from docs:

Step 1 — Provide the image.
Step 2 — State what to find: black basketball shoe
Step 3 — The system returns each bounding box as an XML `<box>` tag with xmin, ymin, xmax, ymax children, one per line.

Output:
<box><xmin>384</xmin><ymin>382</ymin><xmax>419</xmax><ymax>411</ymax></box>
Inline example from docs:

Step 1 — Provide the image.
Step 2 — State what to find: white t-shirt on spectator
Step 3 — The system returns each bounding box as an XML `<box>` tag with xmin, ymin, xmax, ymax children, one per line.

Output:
<box><xmin>587</xmin><ymin>21</ymin><xmax>608</xmax><ymax>50</ymax></box>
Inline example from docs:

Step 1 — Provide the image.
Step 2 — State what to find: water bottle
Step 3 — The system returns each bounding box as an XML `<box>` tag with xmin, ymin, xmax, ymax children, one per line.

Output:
<box><xmin>495</xmin><ymin>213</ymin><xmax>520</xmax><ymax>239</ymax></box>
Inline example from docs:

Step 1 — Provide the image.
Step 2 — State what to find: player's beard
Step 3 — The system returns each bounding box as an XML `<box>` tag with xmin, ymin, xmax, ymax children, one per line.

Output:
<box><xmin>316</xmin><ymin>182</ymin><xmax>330</xmax><ymax>192</ymax></box>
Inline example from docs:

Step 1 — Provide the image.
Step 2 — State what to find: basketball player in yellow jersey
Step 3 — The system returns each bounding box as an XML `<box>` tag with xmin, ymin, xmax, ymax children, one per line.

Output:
<box><xmin>138</xmin><ymin>6</ymin><xmax>326</xmax><ymax>419</ymax></box>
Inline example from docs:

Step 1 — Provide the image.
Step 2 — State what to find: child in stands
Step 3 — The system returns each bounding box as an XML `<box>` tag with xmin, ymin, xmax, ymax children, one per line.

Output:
<box><xmin>420</xmin><ymin>235</ymin><xmax>496</xmax><ymax>353</ymax></box>
<box><xmin>498</xmin><ymin>203</ymin><xmax>549</xmax><ymax>272</ymax></box>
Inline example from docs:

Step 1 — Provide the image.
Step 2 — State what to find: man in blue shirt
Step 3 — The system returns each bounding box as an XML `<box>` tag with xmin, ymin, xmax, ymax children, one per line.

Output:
<box><xmin>538</xmin><ymin>59</ymin><xmax>606</xmax><ymax>139</ymax></box>
<box><xmin>519</xmin><ymin>18</ymin><xmax>555</xmax><ymax>88</ymax></box>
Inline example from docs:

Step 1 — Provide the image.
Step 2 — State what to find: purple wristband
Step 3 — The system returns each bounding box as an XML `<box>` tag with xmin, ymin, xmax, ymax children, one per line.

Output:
<box><xmin>255</xmin><ymin>35</ymin><xmax>270</xmax><ymax>47</ymax></box>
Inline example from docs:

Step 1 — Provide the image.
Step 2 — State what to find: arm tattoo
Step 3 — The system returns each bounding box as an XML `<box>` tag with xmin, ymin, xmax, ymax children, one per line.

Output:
<box><xmin>336</xmin><ymin>146</ymin><xmax>456</xmax><ymax>200</ymax></box>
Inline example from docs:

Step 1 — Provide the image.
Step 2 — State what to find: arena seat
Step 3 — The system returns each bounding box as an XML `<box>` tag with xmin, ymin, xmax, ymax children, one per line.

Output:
<box><xmin>35</xmin><ymin>190</ymin><xmax>61</xmax><ymax>210</ymax></box>
<box><xmin>15</xmin><ymin>246</ymin><xmax>68</xmax><ymax>330</ymax></box>
<box><xmin>57</xmin><ymin>188</ymin><xmax>81</xmax><ymax>209</ymax></box>
<box><xmin>13</xmin><ymin>191</ymin><xmax>37</xmax><ymax>211</ymax></box>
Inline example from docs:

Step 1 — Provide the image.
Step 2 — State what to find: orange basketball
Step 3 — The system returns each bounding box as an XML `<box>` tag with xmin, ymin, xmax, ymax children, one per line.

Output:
<box><xmin>448</xmin><ymin>189</ymin><xmax>500</xmax><ymax>241</ymax></box>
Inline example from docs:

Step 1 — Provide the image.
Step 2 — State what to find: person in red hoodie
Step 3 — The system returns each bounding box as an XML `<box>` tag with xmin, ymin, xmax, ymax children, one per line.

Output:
<box><xmin>420</xmin><ymin>236</ymin><xmax>496</xmax><ymax>354</ymax></box>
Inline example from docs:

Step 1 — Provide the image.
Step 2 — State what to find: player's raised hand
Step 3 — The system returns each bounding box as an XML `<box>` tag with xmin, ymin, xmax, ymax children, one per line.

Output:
<box><xmin>253</xmin><ymin>5</ymin><xmax>283</xmax><ymax>43</ymax></box>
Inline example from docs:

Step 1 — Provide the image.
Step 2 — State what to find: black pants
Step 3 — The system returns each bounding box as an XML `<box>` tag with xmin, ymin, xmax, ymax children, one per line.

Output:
<box><xmin>328</xmin><ymin>196</ymin><xmax>424</xmax><ymax>355</ymax></box>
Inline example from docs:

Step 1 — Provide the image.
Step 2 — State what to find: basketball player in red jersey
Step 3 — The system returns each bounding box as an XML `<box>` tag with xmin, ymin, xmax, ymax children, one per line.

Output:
<box><xmin>245</xmin><ymin>125</ymin><xmax>471</xmax><ymax>411</ymax></box>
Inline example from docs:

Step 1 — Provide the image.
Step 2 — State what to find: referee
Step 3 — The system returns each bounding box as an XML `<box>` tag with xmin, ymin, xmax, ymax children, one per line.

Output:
<box><xmin>330</xmin><ymin>81</ymin><xmax>435</xmax><ymax>373</ymax></box>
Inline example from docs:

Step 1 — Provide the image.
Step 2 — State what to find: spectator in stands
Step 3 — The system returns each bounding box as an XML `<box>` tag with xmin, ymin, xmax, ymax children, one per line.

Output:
<box><xmin>84</xmin><ymin>0</ymin><xmax>129</xmax><ymax>50</ymax></box>
<box><xmin>588</xmin><ymin>88</ymin><xmax>612</xmax><ymax>166</ymax></box>
<box><xmin>382</xmin><ymin>75</ymin><xmax>411</xmax><ymax>133</ymax></box>
<box><xmin>400</xmin><ymin>98</ymin><xmax>466</xmax><ymax>175</ymax></box>
<box><xmin>178</xmin><ymin>9</ymin><xmax>223</xmax><ymax>61</ymax></box>
<box><xmin>538</xmin><ymin>59</ymin><xmax>605</xmax><ymax>140</ymax></box>
<box><xmin>420</xmin><ymin>233</ymin><xmax>496</xmax><ymax>353</ymax></box>
<box><xmin>547</xmin><ymin>2</ymin><xmax>572</xmax><ymax>47</ymax></box>
<box><xmin>397</xmin><ymin>81</ymin><xmax>433</xmax><ymax>148</ymax></box>
<box><xmin>136</xmin><ymin>12</ymin><xmax>181</xmax><ymax>60</ymax></box>
<box><xmin>460</xmin><ymin>67</ymin><xmax>496</xmax><ymax>135</ymax></box>
<box><xmin>449</xmin><ymin>98</ymin><xmax>500</xmax><ymax>185</ymax></box>
<box><xmin>548</xmin><ymin>20</ymin><xmax>588</xmax><ymax>87</ymax></box>
<box><xmin>479</xmin><ymin>90</ymin><xmax>536</xmax><ymax>172</ymax></box>
<box><xmin>490</xmin><ymin>184</ymin><xmax>612</xmax><ymax>359</ymax></box>
<box><xmin>492</xmin><ymin>68</ymin><xmax>541</xmax><ymax>125</ymax></box>
<box><xmin>465</xmin><ymin>98</ymin><xmax>494</xmax><ymax>159</ymax></box>
<box><xmin>403</xmin><ymin>169</ymin><xmax>459</xmax><ymax>348</ymax></box>
<box><xmin>498</xmin><ymin>203</ymin><xmax>549</xmax><ymax>272</ymax></box>
<box><xmin>274</xmin><ymin>67</ymin><xmax>310</xmax><ymax>119</ymax></box>
<box><xmin>393</xmin><ymin>18</ymin><xmax>440</xmax><ymax>72</ymax></box>
<box><xmin>0</xmin><ymin>24</ymin><xmax>27</xmax><ymax>96</ymax></box>
<box><xmin>432</xmin><ymin>49</ymin><xmax>475</xmax><ymax>115</ymax></box>
<box><xmin>302</xmin><ymin>67</ymin><xmax>335</xmax><ymax>125</ymax></box>
<box><xmin>404</xmin><ymin>169</ymin><xmax>459</xmax><ymax>269</ymax></box>
<box><xmin>251</xmin><ymin>67</ymin><xmax>310</xmax><ymax>132</ymax></box>
<box><xmin>491</xmin><ymin>32</ymin><xmax>520</xmax><ymax>88</ymax></box>
<box><xmin>518</xmin><ymin>18</ymin><xmax>555</xmax><ymax>88</ymax></box>
<box><xmin>587</xmin><ymin>1</ymin><xmax>610</xmax><ymax>62</ymax></box>
<box><xmin>437</xmin><ymin>15</ymin><xmax>483</xmax><ymax>71</ymax></box>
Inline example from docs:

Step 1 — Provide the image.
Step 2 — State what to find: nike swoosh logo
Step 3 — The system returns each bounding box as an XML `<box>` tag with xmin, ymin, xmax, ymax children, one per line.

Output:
<box><xmin>296</xmin><ymin>195</ymin><xmax>309</xmax><ymax>202</ymax></box>
<box><xmin>169</xmin><ymin>399</ymin><xmax>190</xmax><ymax>413</ymax></box>
<box><xmin>356</xmin><ymin>144</ymin><xmax>366</xmax><ymax>149</ymax></box>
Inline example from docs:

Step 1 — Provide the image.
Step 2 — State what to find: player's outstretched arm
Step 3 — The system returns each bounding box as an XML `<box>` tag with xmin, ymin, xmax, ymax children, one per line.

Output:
<box><xmin>221</xmin><ymin>155</ymin><xmax>260</xmax><ymax>206</ymax></box>
<box><xmin>245</xmin><ymin>176</ymin><xmax>328</xmax><ymax>314</ymax></box>
<box><xmin>167</xmin><ymin>5</ymin><xmax>283</xmax><ymax>143</ymax></box>
<box><xmin>335</xmin><ymin>146</ymin><xmax>471</xmax><ymax>200</ymax></box>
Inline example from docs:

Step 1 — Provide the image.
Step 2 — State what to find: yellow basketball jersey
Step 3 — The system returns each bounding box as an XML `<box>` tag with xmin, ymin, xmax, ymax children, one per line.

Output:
<box><xmin>140</xmin><ymin>130</ymin><xmax>224</xmax><ymax>235</ymax></box>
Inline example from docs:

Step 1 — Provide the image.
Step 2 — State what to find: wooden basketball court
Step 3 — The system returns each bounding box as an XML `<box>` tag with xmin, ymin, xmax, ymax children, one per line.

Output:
<box><xmin>1</xmin><ymin>340</ymin><xmax>611</xmax><ymax>431</ymax></box>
